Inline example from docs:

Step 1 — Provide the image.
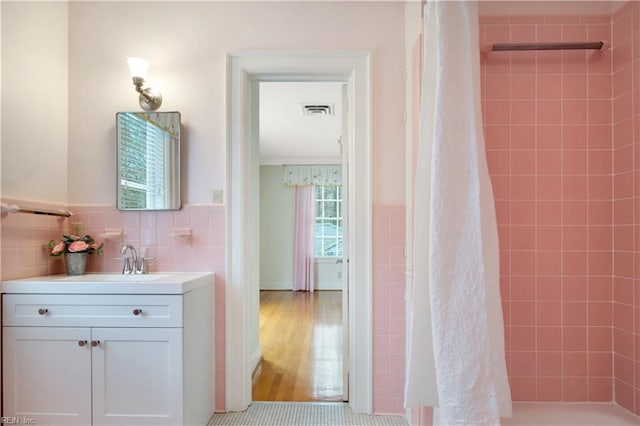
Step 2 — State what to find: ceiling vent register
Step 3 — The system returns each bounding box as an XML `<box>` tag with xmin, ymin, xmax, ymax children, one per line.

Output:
<box><xmin>300</xmin><ymin>104</ymin><xmax>334</xmax><ymax>116</ymax></box>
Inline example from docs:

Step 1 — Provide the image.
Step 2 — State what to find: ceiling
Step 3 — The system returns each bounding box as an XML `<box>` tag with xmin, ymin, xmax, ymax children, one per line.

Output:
<box><xmin>259</xmin><ymin>82</ymin><xmax>343</xmax><ymax>165</ymax></box>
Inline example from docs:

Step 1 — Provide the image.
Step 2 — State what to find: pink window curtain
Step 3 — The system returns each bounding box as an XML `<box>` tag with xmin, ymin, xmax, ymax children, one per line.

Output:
<box><xmin>293</xmin><ymin>185</ymin><xmax>316</xmax><ymax>292</ymax></box>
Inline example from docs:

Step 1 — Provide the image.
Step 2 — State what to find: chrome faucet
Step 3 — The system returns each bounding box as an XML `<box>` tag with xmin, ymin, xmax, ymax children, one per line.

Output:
<box><xmin>120</xmin><ymin>244</ymin><xmax>138</xmax><ymax>274</ymax></box>
<box><xmin>119</xmin><ymin>244</ymin><xmax>153</xmax><ymax>274</ymax></box>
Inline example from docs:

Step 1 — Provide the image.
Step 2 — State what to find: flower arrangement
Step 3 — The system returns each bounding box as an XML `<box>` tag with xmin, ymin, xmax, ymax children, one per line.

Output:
<box><xmin>48</xmin><ymin>235</ymin><xmax>104</xmax><ymax>256</ymax></box>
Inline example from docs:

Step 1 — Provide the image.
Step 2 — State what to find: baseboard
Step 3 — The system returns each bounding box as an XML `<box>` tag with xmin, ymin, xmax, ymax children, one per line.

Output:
<box><xmin>260</xmin><ymin>285</ymin><xmax>343</xmax><ymax>291</ymax></box>
<box><xmin>260</xmin><ymin>282</ymin><xmax>343</xmax><ymax>291</ymax></box>
<box><xmin>316</xmin><ymin>283</ymin><xmax>342</xmax><ymax>291</ymax></box>
<box><xmin>260</xmin><ymin>282</ymin><xmax>292</xmax><ymax>290</ymax></box>
<box><xmin>251</xmin><ymin>344</ymin><xmax>263</xmax><ymax>384</ymax></box>
<box><xmin>252</xmin><ymin>356</ymin><xmax>264</xmax><ymax>385</ymax></box>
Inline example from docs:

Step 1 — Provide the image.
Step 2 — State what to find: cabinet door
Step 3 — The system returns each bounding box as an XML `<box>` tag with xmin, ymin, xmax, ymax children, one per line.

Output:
<box><xmin>91</xmin><ymin>328</ymin><xmax>183</xmax><ymax>425</ymax></box>
<box><xmin>2</xmin><ymin>327</ymin><xmax>92</xmax><ymax>425</ymax></box>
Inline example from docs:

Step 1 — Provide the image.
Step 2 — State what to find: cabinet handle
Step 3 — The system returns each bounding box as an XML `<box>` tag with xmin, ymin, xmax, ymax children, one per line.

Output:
<box><xmin>91</xmin><ymin>340</ymin><xmax>100</xmax><ymax>347</ymax></box>
<box><xmin>38</xmin><ymin>308</ymin><xmax>48</xmax><ymax>315</ymax></box>
<box><xmin>133</xmin><ymin>308</ymin><xmax>143</xmax><ymax>316</ymax></box>
<box><xmin>78</xmin><ymin>340</ymin><xmax>87</xmax><ymax>347</ymax></box>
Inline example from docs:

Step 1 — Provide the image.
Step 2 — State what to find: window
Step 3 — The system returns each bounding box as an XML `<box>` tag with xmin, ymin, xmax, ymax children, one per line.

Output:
<box><xmin>315</xmin><ymin>185</ymin><xmax>343</xmax><ymax>257</ymax></box>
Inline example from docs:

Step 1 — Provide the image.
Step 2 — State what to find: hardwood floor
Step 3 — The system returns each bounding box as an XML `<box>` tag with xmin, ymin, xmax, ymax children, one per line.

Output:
<box><xmin>252</xmin><ymin>290</ymin><xmax>343</xmax><ymax>402</ymax></box>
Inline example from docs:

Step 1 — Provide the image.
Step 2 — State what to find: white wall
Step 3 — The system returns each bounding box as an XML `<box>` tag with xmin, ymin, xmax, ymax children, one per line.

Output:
<box><xmin>0</xmin><ymin>0</ymin><xmax>405</xmax><ymax>207</ymax></box>
<box><xmin>404</xmin><ymin>0</ymin><xmax>423</xmax><ymax>294</ymax></box>
<box><xmin>259</xmin><ymin>166</ymin><xmax>293</xmax><ymax>290</ymax></box>
<box><xmin>65</xmin><ymin>1</ymin><xmax>405</xmax><ymax>206</ymax></box>
<box><xmin>260</xmin><ymin>165</ymin><xmax>342</xmax><ymax>291</ymax></box>
<box><xmin>1</xmin><ymin>2</ymin><xmax>68</xmax><ymax>204</ymax></box>
<box><xmin>0</xmin><ymin>1</ymin><xmax>3</xmax><ymax>395</ymax></box>
<box><xmin>1</xmin><ymin>1</ymin><xmax>3</xmax><ymax>204</ymax></box>
<box><xmin>315</xmin><ymin>259</ymin><xmax>342</xmax><ymax>291</ymax></box>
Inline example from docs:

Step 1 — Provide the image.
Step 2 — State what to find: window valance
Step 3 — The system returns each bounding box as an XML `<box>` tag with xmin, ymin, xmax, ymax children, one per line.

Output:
<box><xmin>283</xmin><ymin>165</ymin><xmax>341</xmax><ymax>186</ymax></box>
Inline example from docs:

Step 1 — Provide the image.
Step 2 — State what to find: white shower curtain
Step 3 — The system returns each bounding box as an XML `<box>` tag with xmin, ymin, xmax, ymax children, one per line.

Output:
<box><xmin>293</xmin><ymin>185</ymin><xmax>316</xmax><ymax>292</ymax></box>
<box><xmin>405</xmin><ymin>2</ymin><xmax>512</xmax><ymax>425</ymax></box>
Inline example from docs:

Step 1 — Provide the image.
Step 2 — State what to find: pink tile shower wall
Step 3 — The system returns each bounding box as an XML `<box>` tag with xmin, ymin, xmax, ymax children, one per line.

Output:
<box><xmin>612</xmin><ymin>2</ymin><xmax>640</xmax><ymax>415</ymax></box>
<box><xmin>632</xmin><ymin>2</ymin><xmax>640</xmax><ymax>415</ymax></box>
<box><xmin>481</xmin><ymin>14</ymin><xmax>614</xmax><ymax>402</ymax></box>
<box><xmin>0</xmin><ymin>203</ymin><xmax>227</xmax><ymax>412</ymax></box>
<box><xmin>373</xmin><ymin>204</ymin><xmax>406</xmax><ymax>415</ymax></box>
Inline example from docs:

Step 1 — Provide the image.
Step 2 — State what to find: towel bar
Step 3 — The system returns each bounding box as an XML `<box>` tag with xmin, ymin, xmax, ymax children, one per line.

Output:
<box><xmin>491</xmin><ymin>41</ymin><xmax>607</xmax><ymax>52</ymax></box>
<box><xmin>1</xmin><ymin>203</ymin><xmax>72</xmax><ymax>218</ymax></box>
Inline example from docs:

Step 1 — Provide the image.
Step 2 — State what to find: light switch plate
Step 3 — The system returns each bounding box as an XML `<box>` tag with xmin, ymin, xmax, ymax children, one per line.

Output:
<box><xmin>212</xmin><ymin>189</ymin><xmax>223</xmax><ymax>204</ymax></box>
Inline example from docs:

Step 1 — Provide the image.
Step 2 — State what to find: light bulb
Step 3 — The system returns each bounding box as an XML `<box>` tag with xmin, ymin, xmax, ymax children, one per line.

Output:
<box><xmin>127</xmin><ymin>57</ymin><xmax>150</xmax><ymax>79</ymax></box>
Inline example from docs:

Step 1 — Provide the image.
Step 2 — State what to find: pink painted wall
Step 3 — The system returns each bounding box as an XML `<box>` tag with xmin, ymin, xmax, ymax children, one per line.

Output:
<box><xmin>482</xmin><ymin>8</ymin><xmax>639</xmax><ymax>414</ymax></box>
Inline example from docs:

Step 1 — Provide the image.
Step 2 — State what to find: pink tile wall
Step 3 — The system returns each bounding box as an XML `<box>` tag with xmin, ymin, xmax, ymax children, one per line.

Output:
<box><xmin>2</xmin><ymin>200</ymin><xmax>403</xmax><ymax>415</ymax></box>
<box><xmin>410</xmin><ymin>406</ymin><xmax>433</xmax><ymax>426</ymax></box>
<box><xmin>481</xmin><ymin>14</ymin><xmax>614</xmax><ymax>402</ymax></box>
<box><xmin>613</xmin><ymin>2</ymin><xmax>640</xmax><ymax>415</ymax></box>
<box><xmin>0</xmin><ymin>202</ymin><xmax>227</xmax><ymax>412</ymax></box>
<box><xmin>69</xmin><ymin>205</ymin><xmax>224</xmax><ymax>275</ymax></box>
<box><xmin>373</xmin><ymin>204</ymin><xmax>406</xmax><ymax>415</ymax></box>
<box><xmin>70</xmin><ymin>204</ymin><xmax>226</xmax><ymax>411</ymax></box>
<box><xmin>1</xmin><ymin>202</ymin><xmax>68</xmax><ymax>280</ymax></box>
<box><xmin>634</xmin><ymin>2</ymin><xmax>640</xmax><ymax>414</ymax></box>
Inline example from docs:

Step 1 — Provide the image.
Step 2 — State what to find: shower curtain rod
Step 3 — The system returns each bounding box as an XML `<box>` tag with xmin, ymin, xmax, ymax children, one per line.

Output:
<box><xmin>491</xmin><ymin>41</ymin><xmax>606</xmax><ymax>52</ymax></box>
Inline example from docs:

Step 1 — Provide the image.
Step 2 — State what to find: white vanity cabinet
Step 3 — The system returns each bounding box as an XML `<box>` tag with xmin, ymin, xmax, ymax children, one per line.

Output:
<box><xmin>3</xmin><ymin>326</ymin><xmax>93</xmax><ymax>425</ymax></box>
<box><xmin>1</xmin><ymin>273</ymin><xmax>214</xmax><ymax>426</ymax></box>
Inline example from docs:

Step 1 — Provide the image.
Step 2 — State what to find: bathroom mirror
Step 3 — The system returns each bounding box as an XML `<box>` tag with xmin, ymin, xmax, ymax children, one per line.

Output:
<box><xmin>116</xmin><ymin>111</ymin><xmax>181</xmax><ymax>210</ymax></box>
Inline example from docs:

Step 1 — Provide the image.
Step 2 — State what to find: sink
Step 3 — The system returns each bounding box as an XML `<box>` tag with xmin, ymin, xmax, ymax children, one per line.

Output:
<box><xmin>54</xmin><ymin>273</ymin><xmax>171</xmax><ymax>283</ymax></box>
<box><xmin>3</xmin><ymin>272</ymin><xmax>213</xmax><ymax>295</ymax></box>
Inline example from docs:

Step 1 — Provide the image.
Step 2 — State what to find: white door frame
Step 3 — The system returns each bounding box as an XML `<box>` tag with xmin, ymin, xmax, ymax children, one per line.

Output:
<box><xmin>226</xmin><ymin>51</ymin><xmax>372</xmax><ymax>413</ymax></box>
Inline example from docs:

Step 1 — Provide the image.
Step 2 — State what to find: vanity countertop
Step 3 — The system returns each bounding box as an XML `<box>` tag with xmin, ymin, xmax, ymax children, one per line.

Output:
<box><xmin>1</xmin><ymin>272</ymin><xmax>214</xmax><ymax>295</ymax></box>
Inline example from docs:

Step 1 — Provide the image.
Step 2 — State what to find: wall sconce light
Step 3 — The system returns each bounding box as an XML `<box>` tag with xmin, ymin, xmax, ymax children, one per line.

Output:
<box><xmin>127</xmin><ymin>57</ymin><xmax>162</xmax><ymax>111</ymax></box>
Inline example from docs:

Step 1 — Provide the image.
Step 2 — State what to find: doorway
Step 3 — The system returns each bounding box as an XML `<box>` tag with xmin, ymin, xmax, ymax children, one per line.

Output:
<box><xmin>254</xmin><ymin>81</ymin><xmax>346</xmax><ymax>402</ymax></box>
<box><xmin>226</xmin><ymin>51</ymin><xmax>372</xmax><ymax>414</ymax></box>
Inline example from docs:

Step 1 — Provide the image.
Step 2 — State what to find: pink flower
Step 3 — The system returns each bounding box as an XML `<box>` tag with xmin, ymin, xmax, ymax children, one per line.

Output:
<box><xmin>68</xmin><ymin>241</ymin><xmax>89</xmax><ymax>252</ymax></box>
<box><xmin>51</xmin><ymin>241</ymin><xmax>65</xmax><ymax>255</ymax></box>
<box><xmin>90</xmin><ymin>243</ymin><xmax>99</xmax><ymax>249</ymax></box>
